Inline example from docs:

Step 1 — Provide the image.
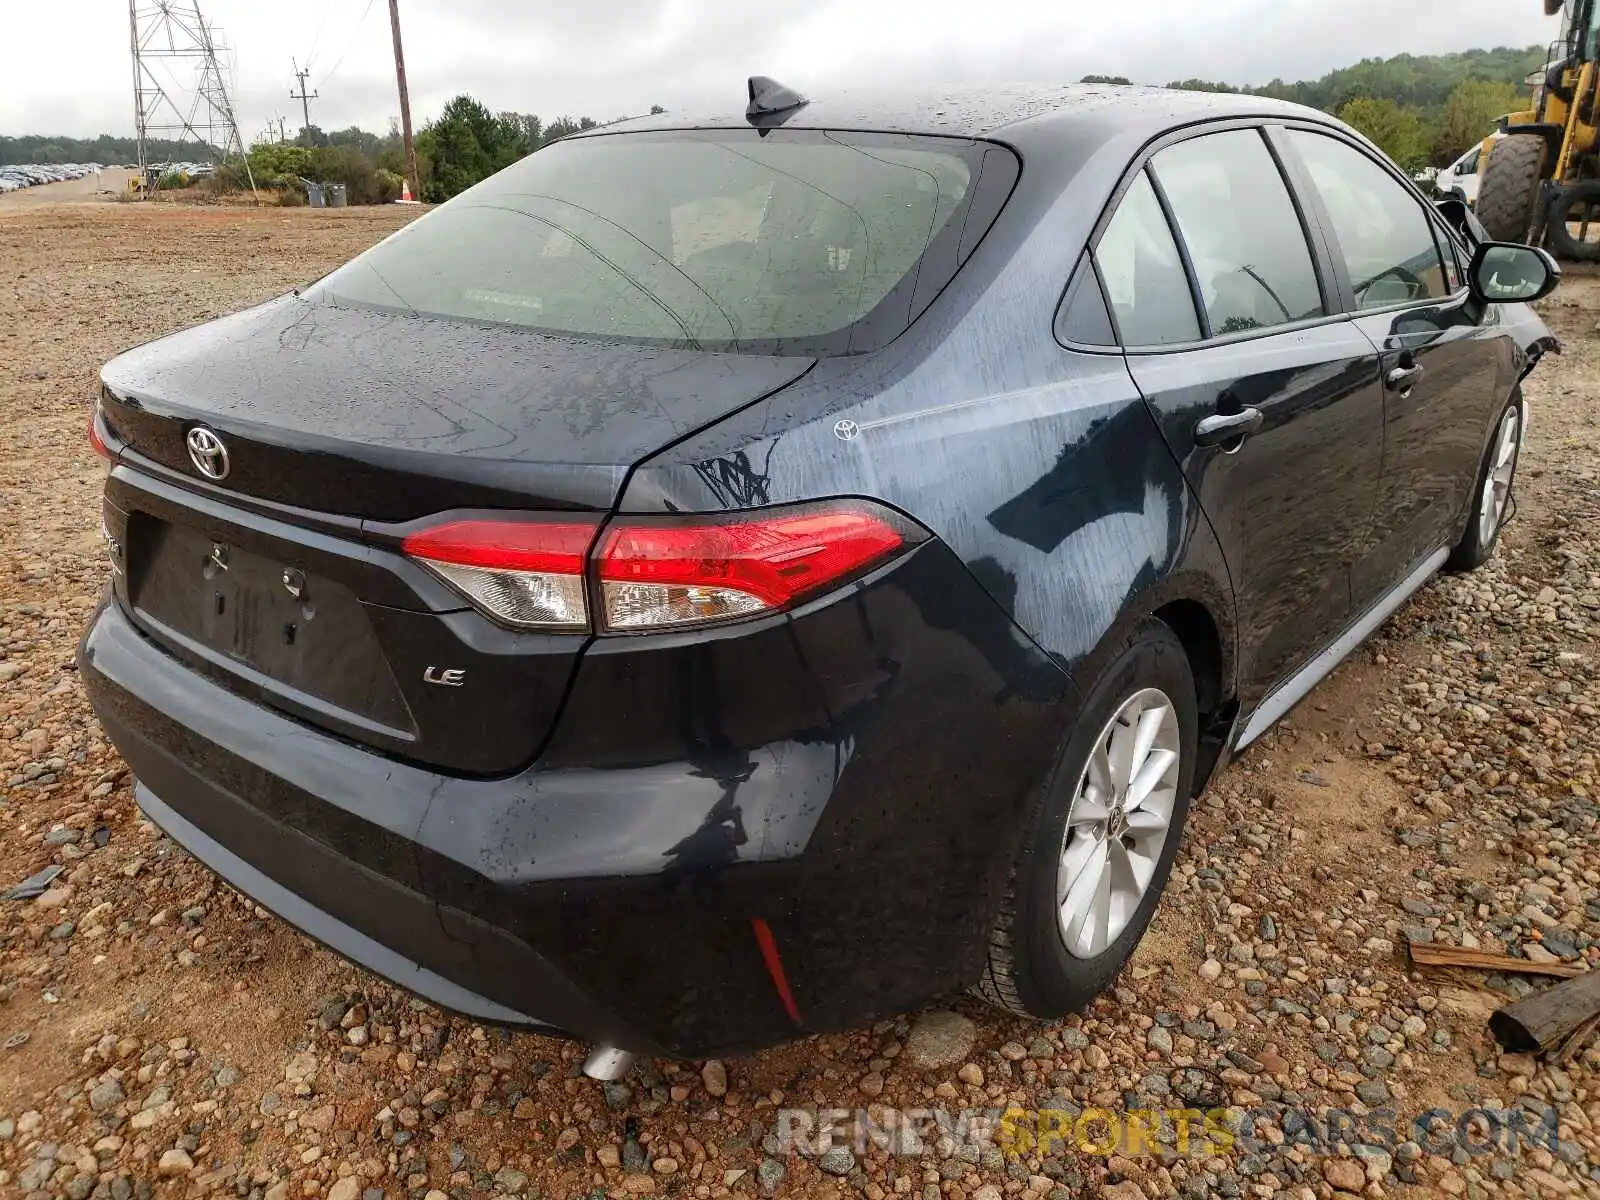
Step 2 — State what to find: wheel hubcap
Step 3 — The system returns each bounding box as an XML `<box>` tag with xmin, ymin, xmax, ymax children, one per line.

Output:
<box><xmin>1056</xmin><ymin>687</ymin><xmax>1181</xmax><ymax>959</ymax></box>
<box><xmin>1478</xmin><ymin>406</ymin><xmax>1520</xmax><ymax>546</ymax></box>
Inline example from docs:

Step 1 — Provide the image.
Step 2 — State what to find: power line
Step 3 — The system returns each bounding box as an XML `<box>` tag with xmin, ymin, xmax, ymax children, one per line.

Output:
<box><xmin>319</xmin><ymin>0</ymin><xmax>379</xmax><ymax>89</ymax></box>
<box><xmin>305</xmin><ymin>0</ymin><xmax>332</xmax><ymax>69</ymax></box>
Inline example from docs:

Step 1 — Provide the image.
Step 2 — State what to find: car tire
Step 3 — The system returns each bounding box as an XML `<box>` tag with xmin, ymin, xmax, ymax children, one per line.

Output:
<box><xmin>1448</xmin><ymin>394</ymin><xmax>1525</xmax><ymax>573</ymax></box>
<box><xmin>976</xmin><ymin>617</ymin><xmax>1197</xmax><ymax>1018</ymax></box>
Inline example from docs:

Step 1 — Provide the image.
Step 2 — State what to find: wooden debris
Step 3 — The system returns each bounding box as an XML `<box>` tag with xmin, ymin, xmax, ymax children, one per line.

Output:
<box><xmin>1406</xmin><ymin>941</ymin><xmax>1585</xmax><ymax>979</ymax></box>
<box><xmin>1555</xmin><ymin>1012</ymin><xmax>1600</xmax><ymax>1064</ymax></box>
<box><xmin>1489</xmin><ymin>967</ymin><xmax>1600</xmax><ymax>1056</ymax></box>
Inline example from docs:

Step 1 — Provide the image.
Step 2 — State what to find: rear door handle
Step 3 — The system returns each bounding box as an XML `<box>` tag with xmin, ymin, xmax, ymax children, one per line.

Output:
<box><xmin>1386</xmin><ymin>363</ymin><xmax>1424</xmax><ymax>392</ymax></box>
<box><xmin>1195</xmin><ymin>407</ymin><xmax>1264</xmax><ymax>448</ymax></box>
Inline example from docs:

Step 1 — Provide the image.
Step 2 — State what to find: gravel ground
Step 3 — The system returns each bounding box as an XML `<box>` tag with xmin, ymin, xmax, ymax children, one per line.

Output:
<box><xmin>0</xmin><ymin>202</ymin><xmax>1595</xmax><ymax>1200</ymax></box>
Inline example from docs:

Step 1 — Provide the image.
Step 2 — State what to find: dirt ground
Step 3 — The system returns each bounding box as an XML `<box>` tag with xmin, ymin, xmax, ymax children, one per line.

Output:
<box><xmin>0</xmin><ymin>200</ymin><xmax>1595</xmax><ymax>1200</ymax></box>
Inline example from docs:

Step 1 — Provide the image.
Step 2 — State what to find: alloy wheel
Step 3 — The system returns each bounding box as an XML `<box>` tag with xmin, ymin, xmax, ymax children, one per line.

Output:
<box><xmin>1478</xmin><ymin>406</ymin><xmax>1521</xmax><ymax>547</ymax></box>
<box><xmin>1056</xmin><ymin>687</ymin><xmax>1181</xmax><ymax>959</ymax></box>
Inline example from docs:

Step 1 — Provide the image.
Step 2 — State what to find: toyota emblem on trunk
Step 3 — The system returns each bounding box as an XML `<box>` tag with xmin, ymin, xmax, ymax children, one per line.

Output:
<box><xmin>186</xmin><ymin>426</ymin><xmax>230</xmax><ymax>480</ymax></box>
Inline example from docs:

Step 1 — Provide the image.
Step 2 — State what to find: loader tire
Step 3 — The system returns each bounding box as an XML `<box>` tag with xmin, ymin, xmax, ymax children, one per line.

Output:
<box><xmin>1477</xmin><ymin>135</ymin><xmax>1547</xmax><ymax>245</ymax></box>
<box><xmin>1543</xmin><ymin>180</ymin><xmax>1600</xmax><ymax>262</ymax></box>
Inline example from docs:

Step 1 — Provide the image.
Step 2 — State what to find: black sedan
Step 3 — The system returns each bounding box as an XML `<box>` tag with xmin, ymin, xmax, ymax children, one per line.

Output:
<box><xmin>81</xmin><ymin>80</ymin><xmax>1558</xmax><ymax>1071</ymax></box>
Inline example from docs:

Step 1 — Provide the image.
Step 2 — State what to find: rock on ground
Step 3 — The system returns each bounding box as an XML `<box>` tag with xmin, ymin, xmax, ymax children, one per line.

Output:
<box><xmin>904</xmin><ymin>1009</ymin><xmax>978</xmax><ymax>1070</ymax></box>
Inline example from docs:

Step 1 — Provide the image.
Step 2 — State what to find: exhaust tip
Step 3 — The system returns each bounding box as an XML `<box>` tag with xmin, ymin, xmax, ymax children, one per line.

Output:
<box><xmin>582</xmin><ymin>1045</ymin><xmax>637</xmax><ymax>1081</ymax></box>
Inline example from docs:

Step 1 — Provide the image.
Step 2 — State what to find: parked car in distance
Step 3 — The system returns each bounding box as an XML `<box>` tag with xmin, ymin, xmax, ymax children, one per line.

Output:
<box><xmin>0</xmin><ymin>162</ymin><xmax>104</xmax><ymax>192</ymax></box>
<box><xmin>81</xmin><ymin>81</ymin><xmax>1558</xmax><ymax>1073</ymax></box>
<box><xmin>1430</xmin><ymin>132</ymin><xmax>1506</xmax><ymax>207</ymax></box>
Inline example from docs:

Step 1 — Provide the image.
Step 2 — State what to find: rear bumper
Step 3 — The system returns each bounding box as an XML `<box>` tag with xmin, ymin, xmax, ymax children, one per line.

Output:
<box><xmin>86</xmin><ymin>596</ymin><xmax>660</xmax><ymax>1053</ymax></box>
<box><xmin>131</xmin><ymin>782</ymin><xmax>566</xmax><ymax>1031</ymax></box>
<box><xmin>81</xmin><ymin>537</ymin><xmax>1069</xmax><ymax>1058</ymax></box>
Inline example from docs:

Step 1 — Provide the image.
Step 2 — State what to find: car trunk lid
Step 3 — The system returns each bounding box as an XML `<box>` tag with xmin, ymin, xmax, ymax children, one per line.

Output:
<box><xmin>100</xmin><ymin>294</ymin><xmax>814</xmax><ymax>521</ymax></box>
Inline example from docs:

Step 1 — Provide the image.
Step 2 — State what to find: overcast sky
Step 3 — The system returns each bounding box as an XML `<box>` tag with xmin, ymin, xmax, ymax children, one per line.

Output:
<box><xmin>2</xmin><ymin>0</ymin><xmax>1558</xmax><ymax>142</ymax></box>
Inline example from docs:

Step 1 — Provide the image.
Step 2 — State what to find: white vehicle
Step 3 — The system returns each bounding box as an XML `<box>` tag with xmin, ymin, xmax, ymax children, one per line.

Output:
<box><xmin>1435</xmin><ymin>132</ymin><xmax>1507</xmax><ymax>207</ymax></box>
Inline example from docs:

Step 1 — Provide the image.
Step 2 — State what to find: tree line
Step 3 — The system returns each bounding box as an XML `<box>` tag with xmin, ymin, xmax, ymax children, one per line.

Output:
<box><xmin>228</xmin><ymin>98</ymin><xmax>660</xmax><ymax>204</ymax></box>
<box><xmin>0</xmin><ymin>103</ymin><xmax>635</xmax><ymax>205</ymax></box>
<box><xmin>0</xmin><ymin>134</ymin><xmax>194</xmax><ymax>165</ymax></box>
<box><xmin>1155</xmin><ymin>45</ymin><xmax>1546</xmax><ymax>171</ymax></box>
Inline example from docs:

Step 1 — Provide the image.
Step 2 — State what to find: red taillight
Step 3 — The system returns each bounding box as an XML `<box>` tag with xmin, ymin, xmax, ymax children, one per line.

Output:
<box><xmin>401</xmin><ymin>518</ymin><xmax>599</xmax><ymax>631</ymax></box>
<box><xmin>399</xmin><ymin>502</ymin><xmax>914</xmax><ymax>633</ymax></box>
<box><xmin>597</xmin><ymin>507</ymin><xmax>905</xmax><ymax>630</ymax></box>
<box><xmin>89</xmin><ymin>407</ymin><xmax>112</xmax><ymax>460</ymax></box>
<box><xmin>401</xmin><ymin>519</ymin><xmax>597</xmax><ymax>574</ymax></box>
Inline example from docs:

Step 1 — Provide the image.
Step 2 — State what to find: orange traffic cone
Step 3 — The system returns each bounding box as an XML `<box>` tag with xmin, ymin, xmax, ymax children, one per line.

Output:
<box><xmin>400</xmin><ymin>178</ymin><xmax>413</xmax><ymax>203</ymax></box>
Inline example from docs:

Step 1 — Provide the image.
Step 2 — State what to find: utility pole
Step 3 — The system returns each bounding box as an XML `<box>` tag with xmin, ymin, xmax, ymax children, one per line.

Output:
<box><xmin>388</xmin><ymin>0</ymin><xmax>420</xmax><ymax>200</ymax></box>
<box><xmin>290</xmin><ymin>59</ymin><xmax>318</xmax><ymax>144</ymax></box>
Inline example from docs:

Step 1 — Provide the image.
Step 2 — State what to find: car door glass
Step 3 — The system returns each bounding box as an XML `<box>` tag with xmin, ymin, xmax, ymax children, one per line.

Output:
<box><xmin>1056</xmin><ymin>254</ymin><xmax>1116</xmax><ymax>346</ymax></box>
<box><xmin>1094</xmin><ymin>171</ymin><xmax>1200</xmax><ymax>346</ymax></box>
<box><xmin>1289</xmin><ymin>131</ymin><xmax>1450</xmax><ymax>309</ymax></box>
<box><xmin>1152</xmin><ymin>130</ymin><xmax>1325</xmax><ymax>336</ymax></box>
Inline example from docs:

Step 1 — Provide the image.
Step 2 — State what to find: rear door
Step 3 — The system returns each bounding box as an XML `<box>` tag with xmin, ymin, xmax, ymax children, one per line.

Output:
<box><xmin>1281</xmin><ymin>129</ymin><xmax>1504</xmax><ymax>607</ymax></box>
<box><xmin>1093</xmin><ymin>126</ymin><xmax>1386</xmax><ymax>701</ymax></box>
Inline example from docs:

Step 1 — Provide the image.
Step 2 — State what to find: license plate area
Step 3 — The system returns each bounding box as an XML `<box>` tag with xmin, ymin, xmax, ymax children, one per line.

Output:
<box><xmin>127</xmin><ymin>516</ymin><xmax>415</xmax><ymax>737</ymax></box>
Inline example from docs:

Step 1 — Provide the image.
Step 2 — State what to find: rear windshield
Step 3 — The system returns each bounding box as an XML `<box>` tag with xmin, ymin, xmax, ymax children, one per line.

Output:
<box><xmin>309</xmin><ymin>128</ymin><xmax>1009</xmax><ymax>355</ymax></box>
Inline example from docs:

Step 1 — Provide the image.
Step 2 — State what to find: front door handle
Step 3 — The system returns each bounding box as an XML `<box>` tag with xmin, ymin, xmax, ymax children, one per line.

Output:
<box><xmin>1386</xmin><ymin>363</ymin><xmax>1424</xmax><ymax>393</ymax></box>
<box><xmin>1195</xmin><ymin>407</ymin><xmax>1264</xmax><ymax>448</ymax></box>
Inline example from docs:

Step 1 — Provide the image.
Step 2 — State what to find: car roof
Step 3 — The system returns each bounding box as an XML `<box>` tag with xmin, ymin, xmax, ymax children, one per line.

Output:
<box><xmin>579</xmin><ymin>82</ymin><xmax>1331</xmax><ymax>144</ymax></box>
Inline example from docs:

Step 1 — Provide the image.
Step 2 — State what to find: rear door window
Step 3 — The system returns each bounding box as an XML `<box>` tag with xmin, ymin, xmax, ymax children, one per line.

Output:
<box><xmin>1150</xmin><ymin>130</ymin><xmax>1326</xmax><ymax>335</ymax></box>
<box><xmin>1287</xmin><ymin>131</ymin><xmax>1451</xmax><ymax>309</ymax></box>
<box><xmin>1056</xmin><ymin>255</ymin><xmax>1117</xmax><ymax>347</ymax></box>
<box><xmin>1094</xmin><ymin>171</ymin><xmax>1201</xmax><ymax>346</ymax></box>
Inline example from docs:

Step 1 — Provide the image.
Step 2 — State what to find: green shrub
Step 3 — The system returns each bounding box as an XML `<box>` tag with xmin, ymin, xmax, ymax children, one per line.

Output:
<box><xmin>249</xmin><ymin>143</ymin><xmax>312</xmax><ymax>180</ymax></box>
<box><xmin>373</xmin><ymin>169</ymin><xmax>404</xmax><ymax>204</ymax></box>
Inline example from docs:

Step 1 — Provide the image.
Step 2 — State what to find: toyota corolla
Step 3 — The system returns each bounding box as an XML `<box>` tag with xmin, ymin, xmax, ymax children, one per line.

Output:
<box><xmin>80</xmin><ymin>80</ymin><xmax>1558</xmax><ymax>1073</ymax></box>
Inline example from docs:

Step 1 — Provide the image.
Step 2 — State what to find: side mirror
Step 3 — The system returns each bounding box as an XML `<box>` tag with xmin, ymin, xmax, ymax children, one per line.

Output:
<box><xmin>1468</xmin><ymin>242</ymin><xmax>1561</xmax><ymax>304</ymax></box>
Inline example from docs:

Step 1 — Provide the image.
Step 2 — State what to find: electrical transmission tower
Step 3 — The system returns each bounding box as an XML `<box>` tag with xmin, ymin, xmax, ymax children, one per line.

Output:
<box><xmin>128</xmin><ymin>1</ymin><xmax>255</xmax><ymax>195</ymax></box>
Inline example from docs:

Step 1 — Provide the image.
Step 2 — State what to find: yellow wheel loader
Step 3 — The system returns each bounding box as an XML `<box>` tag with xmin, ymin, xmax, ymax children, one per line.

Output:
<box><xmin>1479</xmin><ymin>0</ymin><xmax>1600</xmax><ymax>259</ymax></box>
